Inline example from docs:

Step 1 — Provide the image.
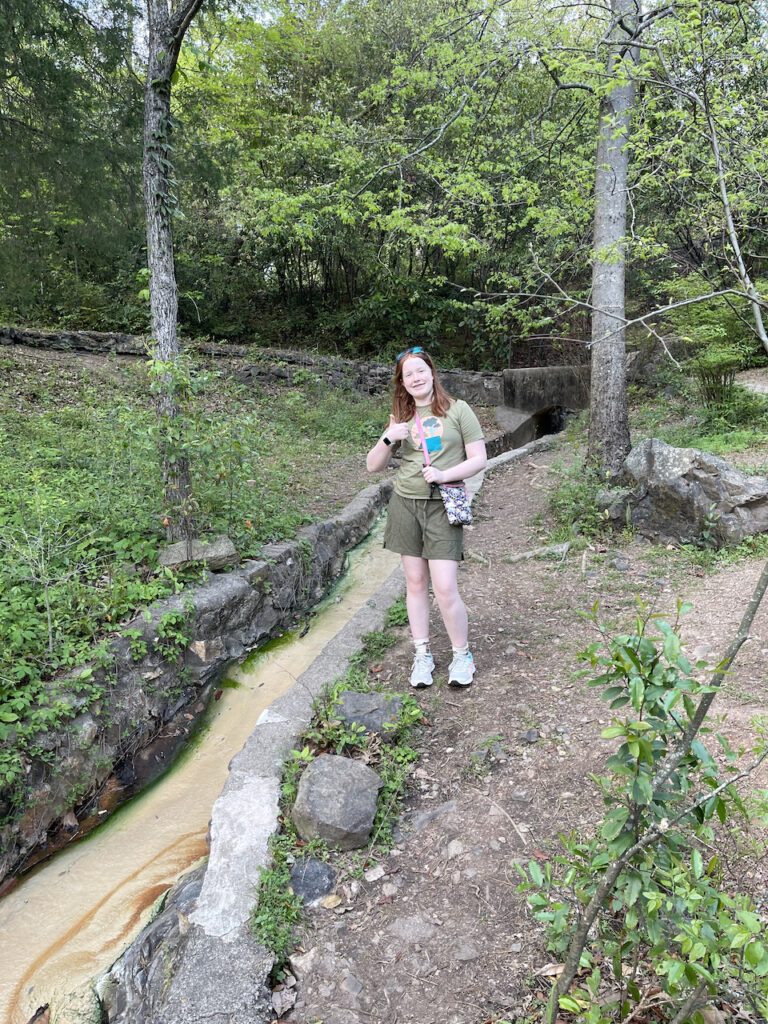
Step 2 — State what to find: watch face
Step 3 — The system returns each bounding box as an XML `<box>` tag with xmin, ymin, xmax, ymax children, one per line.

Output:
<box><xmin>383</xmin><ymin>436</ymin><xmax>392</xmax><ymax>445</ymax></box>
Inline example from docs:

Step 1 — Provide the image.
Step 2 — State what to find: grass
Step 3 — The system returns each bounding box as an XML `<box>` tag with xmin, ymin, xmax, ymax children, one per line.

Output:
<box><xmin>629</xmin><ymin>376</ymin><xmax>768</xmax><ymax>456</ymax></box>
<box><xmin>0</xmin><ymin>347</ymin><xmax>387</xmax><ymax>798</ymax></box>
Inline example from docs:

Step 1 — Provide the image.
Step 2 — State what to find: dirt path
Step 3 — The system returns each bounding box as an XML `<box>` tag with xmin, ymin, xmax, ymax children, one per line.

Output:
<box><xmin>287</xmin><ymin>440</ymin><xmax>768</xmax><ymax>1024</ymax></box>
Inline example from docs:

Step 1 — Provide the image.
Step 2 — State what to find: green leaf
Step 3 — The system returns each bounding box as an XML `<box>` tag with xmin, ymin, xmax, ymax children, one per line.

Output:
<box><xmin>558</xmin><ymin>996</ymin><xmax>581</xmax><ymax>1012</ymax></box>
<box><xmin>736</xmin><ymin>909</ymin><xmax>762</xmax><ymax>933</ymax></box>
<box><xmin>629</xmin><ymin>676</ymin><xmax>645</xmax><ymax>711</ymax></box>
<box><xmin>632</xmin><ymin>774</ymin><xmax>653</xmax><ymax>805</ymax></box>
<box><xmin>691</xmin><ymin>848</ymin><xmax>703</xmax><ymax>879</ymax></box>
<box><xmin>663</xmin><ymin>633</ymin><xmax>681</xmax><ymax>662</ymax></box>
<box><xmin>528</xmin><ymin>860</ymin><xmax>544</xmax><ymax>887</ymax></box>
<box><xmin>625</xmin><ymin>873</ymin><xmax>642</xmax><ymax>906</ymax></box>
<box><xmin>746</xmin><ymin>941</ymin><xmax>765</xmax><ymax>967</ymax></box>
<box><xmin>601</xmin><ymin>807</ymin><xmax>630</xmax><ymax>841</ymax></box>
<box><xmin>667</xmin><ymin>960</ymin><xmax>685</xmax><ymax>984</ymax></box>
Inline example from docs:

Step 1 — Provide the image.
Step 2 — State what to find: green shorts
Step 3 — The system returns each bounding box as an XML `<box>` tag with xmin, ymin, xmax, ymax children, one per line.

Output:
<box><xmin>384</xmin><ymin>491</ymin><xmax>464</xmax><ymax>561</ymax></box>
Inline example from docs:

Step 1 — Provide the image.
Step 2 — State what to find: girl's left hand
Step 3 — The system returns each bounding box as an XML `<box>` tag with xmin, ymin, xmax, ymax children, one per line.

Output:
<box><xmin>422</xmin><ymin>466</ymin><xmax>444</xmax><ymax>484</ymax></box>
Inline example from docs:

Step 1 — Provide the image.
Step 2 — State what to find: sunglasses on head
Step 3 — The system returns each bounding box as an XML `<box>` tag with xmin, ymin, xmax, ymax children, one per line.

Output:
<box><xmin>396</xmin><ymin>346</ymin><xmax>424</xmax><ymax>362</ymax></box>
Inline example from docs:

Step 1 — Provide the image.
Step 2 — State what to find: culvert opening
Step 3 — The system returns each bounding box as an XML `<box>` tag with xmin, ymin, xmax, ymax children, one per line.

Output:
<box><xmin>534</xmin><ymin>405</ymin><xmax>571</xmax><ymax>437</ymax></box>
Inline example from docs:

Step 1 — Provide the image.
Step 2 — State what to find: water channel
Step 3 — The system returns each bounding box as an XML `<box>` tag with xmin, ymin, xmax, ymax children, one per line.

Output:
<box><xmin>1</xmin><ymin>523</ymin><xmax>400</xmax><ymax>1024</ymax></box>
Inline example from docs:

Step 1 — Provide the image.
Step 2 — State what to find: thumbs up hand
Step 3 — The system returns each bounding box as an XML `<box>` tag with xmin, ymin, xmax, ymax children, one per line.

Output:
<box><xmin>385</xmin><ymin>414</ymin><xmax>410</xmax><ymax>443</ymax></box>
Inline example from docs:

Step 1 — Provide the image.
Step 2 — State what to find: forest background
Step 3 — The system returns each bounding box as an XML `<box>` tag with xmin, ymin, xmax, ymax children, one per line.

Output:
<box><xmin>5</xmin><ymin>0</ymin><xmax>768</xmax><ymax>369</ymax></box>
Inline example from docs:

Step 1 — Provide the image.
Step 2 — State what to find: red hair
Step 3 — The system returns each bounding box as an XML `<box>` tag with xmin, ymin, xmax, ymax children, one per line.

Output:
<box><xmin>392</xmin><ymin>350</ymin><xmax>453</xmax><ymax>421</ymax></box>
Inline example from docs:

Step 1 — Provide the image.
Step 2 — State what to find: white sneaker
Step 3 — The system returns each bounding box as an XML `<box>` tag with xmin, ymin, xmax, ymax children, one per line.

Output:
<box><xmin>410</xmin><ymin>653</ymin><xmax>435</xmax><ymax>688</ymax></box>
<box><xmin>448</xmin><ymin>651</ymin><xmax>475</xmax><ymax>687</ymax></box>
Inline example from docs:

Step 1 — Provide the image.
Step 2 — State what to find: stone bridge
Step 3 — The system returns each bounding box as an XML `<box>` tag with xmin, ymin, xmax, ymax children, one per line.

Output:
<box><xmin>489</xmin><ymin>365</ymin><xmax>591</xmax><ymax>450</ymax></box>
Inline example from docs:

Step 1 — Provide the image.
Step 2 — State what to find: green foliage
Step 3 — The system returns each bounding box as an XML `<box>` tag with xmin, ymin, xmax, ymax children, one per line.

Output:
<box><xmin>155</xmin><ymin>608</ymin><xmax>191</xmax><ymax>661</ymax></box>
<box><xmin>518</xmin><ymin>600</ymin><xmax>768</xmax><ymax>1022</ymax></box>
<box><xmin>0</xmin><ymin>1</ymin><xmax>145</xmax><ymax>329</ymax></box>
<box><xmin>385</xmin><ymin>597</ymin><xmax>409</xmax><ymax>628</ymax></box>
<box><xmin>348</xmin><ymin>629</ymin><xmax>398</xmax><ymax>669</ymax></box>
<box><xmin>251</xmin><ymin>834</ymin><xmax>304</xmax><ymax>965</ymax></box>
<box><xmin>0</xmin><ymin>353</ymin><xmax>384</xmax><ymax>800</ymax></box>
<box><xmin>664</xmin><ymin>276</ymin><xmax>761</xmax><ymax>369</ymax></box>
<box><xmin>688</xmin><ymin>344</ymin><xmax>742</xmax><ymax>410</ymax></box>
<box><xmin>547</xmin><ymin>458</ymin><xmax>612</xmax><ymax>543</ymax></box>
<box><xmin>123</xmin><ymin>628</ymin><xmax>148</xmax><ymax>662</ymax></box>
<box><xmin>631</xmin><ymin>356</ymin><xmax>768</xmax><ymax>459</ymax></box>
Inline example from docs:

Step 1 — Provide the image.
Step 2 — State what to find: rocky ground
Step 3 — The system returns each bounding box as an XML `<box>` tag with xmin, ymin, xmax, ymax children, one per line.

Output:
<box><xmin>282</xmin><ymin>438</ymin><xmax>768</xmax><ymax>1024</ymax></box>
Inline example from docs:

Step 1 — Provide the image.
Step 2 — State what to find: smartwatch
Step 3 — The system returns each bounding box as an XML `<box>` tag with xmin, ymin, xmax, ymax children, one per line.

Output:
<box><xmin>382</xmin><ymin>435</ymin><xmax>392</xmax><ymax>446</ymax></box>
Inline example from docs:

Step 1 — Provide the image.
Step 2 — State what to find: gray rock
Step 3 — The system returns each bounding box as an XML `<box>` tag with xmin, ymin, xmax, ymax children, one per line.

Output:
<box><xmin>289</xmin><ymin>857</ymin><xmax>337</xmax><ymax>906</ymax></box>
<box><xmin>158</xmin><ymin>535</ymin><xmax>239</xmax><ymax>571</ymax></box>
<box><xmin>335</xmin><ymin>691</ymin><xmax>402</xmax><ymax>742</ymax></box>
<box><xmin>340</xmin><ymin>973</ymin><xmax>364</xmax><ymax>997</ymax></box>
<box><xmin>521</xmin><ymin>729</ymin><xmax>539</xmax><ymax>744</ymax></box>
<box><xmin>453</xmin><ymin>941</ymin><xmax>481</xmax><ymax>961</ymax></box>
<box><xmin>395</xmin><ymin>800</ymin><xmax>457</xmax><ymax>840</ymax></box>
<box><xmin>99</xmin><ymin>866</ymin><xmax>274</xmax><ymax>1024</ymax></box>
<box><xmin>387</xmin><ymin>914</ymin><xmax>437</xmax><ymax>943</ymax></box>
<box><xmin>613</xmin><ymin>438</ymin><xmax>768</xmax><ymax>547</ymax></box>
<box><xmin>292</xmin><ymin>754</ymin><xmax>383</xmax><ymax>851</ymax></box>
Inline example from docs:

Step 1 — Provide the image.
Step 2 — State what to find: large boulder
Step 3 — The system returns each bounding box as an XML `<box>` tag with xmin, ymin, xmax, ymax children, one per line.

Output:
<box><xmin>605</xmin><ymin>438</ymin><xmax>768</xmax><ymax>546</ymax></box>
<box><xmin>292</xmin><ymin>754</ymin><xmax>382</xmax><ymax>851</ymax></box>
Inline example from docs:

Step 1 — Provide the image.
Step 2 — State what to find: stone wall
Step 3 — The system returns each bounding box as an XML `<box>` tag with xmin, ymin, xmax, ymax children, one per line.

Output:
<box><xmin>0</xmin><ymin>481</ymin><xmax>393</xmax><ymax>885</ymax></box>
<box><xmin>2</xmin><ymin>325</ymin><xmax>504</xmax><ymax>405</ymax></box>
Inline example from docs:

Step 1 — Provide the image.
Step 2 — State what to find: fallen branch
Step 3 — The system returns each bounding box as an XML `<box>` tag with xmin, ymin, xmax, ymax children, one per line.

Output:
<box><xmin>502</xmin><ymin>542</ymin><xmax>571</xmax><ymax>564</ymax></box>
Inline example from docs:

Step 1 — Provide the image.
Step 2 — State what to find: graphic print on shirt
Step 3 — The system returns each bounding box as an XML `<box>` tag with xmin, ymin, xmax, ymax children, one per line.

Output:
<box><xmin>411</xmin><ymin>415</ymin><xmax>443</xmax><ymax>454</ymax></box>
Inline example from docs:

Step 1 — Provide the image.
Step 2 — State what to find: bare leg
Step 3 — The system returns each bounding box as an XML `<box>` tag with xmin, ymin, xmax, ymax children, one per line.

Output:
<box><xmin>429</xmin><ymin>559</ymin><xmax>468</xmax><ymax>648</ymax></box>
<box><xmin>401</xmin><ymin>554</ymin><xmax>431</xmax><ymax>641</ymax></box>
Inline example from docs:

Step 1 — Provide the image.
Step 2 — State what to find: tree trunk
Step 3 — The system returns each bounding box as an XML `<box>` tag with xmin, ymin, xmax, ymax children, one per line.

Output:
<box><xmin>588</xmin><ymin>0</ymin><xmax>636</xmax><ymax>475</ymax></box>
<box><xmin>143</xmin><ymin>0</ymin><xmax>204</xmax><ymax>543</ymax></box>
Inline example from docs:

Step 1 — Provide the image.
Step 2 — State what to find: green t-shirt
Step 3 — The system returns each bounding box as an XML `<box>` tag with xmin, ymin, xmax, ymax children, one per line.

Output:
<box><xmin>393</xmin><ymin>399</ymin><xmax>484</xmax><ymax>499</ymax></box>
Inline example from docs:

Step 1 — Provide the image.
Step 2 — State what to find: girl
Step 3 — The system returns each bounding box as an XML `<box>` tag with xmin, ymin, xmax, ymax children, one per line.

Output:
<box><xmin>366</xmin><ymin>348</ymin><xmax>487</xmax><ymax>688</ymax></box>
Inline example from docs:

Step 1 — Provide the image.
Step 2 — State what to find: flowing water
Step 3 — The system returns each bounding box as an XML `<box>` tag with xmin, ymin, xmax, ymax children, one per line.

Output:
<box><xmin>0</xmin><ymin>525</ymin><xmax>399</xmax><ymax>1024</ymax></box>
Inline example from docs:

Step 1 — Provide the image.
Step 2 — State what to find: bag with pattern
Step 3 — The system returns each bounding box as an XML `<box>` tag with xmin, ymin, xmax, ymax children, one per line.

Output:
<box><xmin>414</xmin><ymin>413</ymin><xmax>474</xmax><ymax>526</ymax></box>
<box><xmin>436</xmin><ymin>481</ymin><xmax>473</xmax><ymax>525</ymax></box>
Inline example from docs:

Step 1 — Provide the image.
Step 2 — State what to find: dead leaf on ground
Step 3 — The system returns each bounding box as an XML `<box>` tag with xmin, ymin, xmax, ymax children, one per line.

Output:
<box><xmin>271</xmin><ymin>986</ymin><xmax>296</xmax><ymax>1017</ymax></box>
<box><xmin>321</xmin><ymin>893</ymin><xmax>341</xmax><ymax>909</ymax></box>
<box><xmin>535</xmin><ymin>962</ymin><xmax>564</xmax><ymax>977</ymax></box>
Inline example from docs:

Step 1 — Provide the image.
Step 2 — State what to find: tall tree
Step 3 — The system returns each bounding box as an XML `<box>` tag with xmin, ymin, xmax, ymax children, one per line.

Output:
<box><xmin>144</xmin><ymin>0</ymin><xmax>205</xmax><ymax>543</ymax></box>
<box><xmin>587</xmin><ymin>0</ymin><xmax>637</xmax><ymax>473</ymax></box>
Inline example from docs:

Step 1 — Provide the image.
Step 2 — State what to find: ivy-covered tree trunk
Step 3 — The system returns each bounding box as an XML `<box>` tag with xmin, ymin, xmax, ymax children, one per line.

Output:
<box><xmin>587</xmin><ymin>0</ymin><xmax>636</xmax><ymax>475</ymax></box>
<box><xmin>143</xmin><ymin>0</ymin><xmax>204</xmax><ymax>543</ymax></box>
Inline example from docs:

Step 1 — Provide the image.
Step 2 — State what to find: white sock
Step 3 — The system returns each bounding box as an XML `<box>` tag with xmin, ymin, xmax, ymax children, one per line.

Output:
<box><xmin>452</xmin><ymin>644</ymin><xmax>469</xmax><ymax>657</ymax></box>
<box><xmin>414</xmin><ymin>638</ymin><xmax>431</xmax><ymax>657</ymax></box>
